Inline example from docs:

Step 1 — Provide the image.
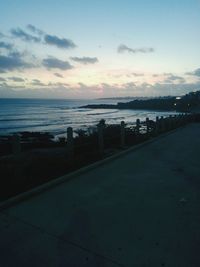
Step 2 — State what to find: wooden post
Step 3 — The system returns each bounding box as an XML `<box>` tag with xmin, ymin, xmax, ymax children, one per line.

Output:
<box><xmin>181</xmin><ymin>114</ymin><xmax>184</xmax><ymax>125</ymax></box>
<box><xmin>155</xmin><ymin>116</ymin><xmax>159</xmax><ymax>135</ymax></box>
<box><xmin>12</xmin><ymin>134</ymin><xmax>21</xmax><ymax>155</ymax></box>
<box><xmin>184</xmin><ymin>113</ymin><xmax>187</xmax><ymax>124</ymax></box>
<box><xmin>188</xmin><ymin>113</ymin><xmax>192</xmax><ymax>123</ymax></box>
<box><xmin>165</xmin><ymin>117</ymin><xmax>168</xmax><ymax>131</ymax></box>
<box><xmin>172</xmin><ymin>115</ymin><xmax>176</xmax><ymax>128</ymax></box>
<box><xmin>98</xmin><ymin>120</ymin><xmax>104</xmax><ymax>155</ymax></box>
<box><xmin>120</xmin><ymin>121</ymin><xmax>125</xmax><ymax>148</ymax></box>
<box><xmin>136</xmin><ymin>119</ymin><xmax>140</xmax><ymax>136</ymax></box>
<box><xmin>189</xmin><ymin>114</ymin><xmax>193</xmax><ymax>123</ymax></box>
<box><xmin>66</xmin><ymin>127</ymin><xmax>74</xmax><ymax>160</ymax></box>
<box><xmin>183</xmin><ymin>113</ymin><xmax>187</xmax><ymax>124</ymax></box>
<box><xmin>160</xmin><ymin>116</ymin><xmax>165</xmax><ymax>132</ymax></box>
<box><xmin>169</xmin><ymin>115</ymin><xmax>172</xmax><ymax>129</ymax></box>
<box><xmin>174</xmin><ymin>115</ymin><xmax>177</xmax><ymax>127</ymax></box>
<box><xmin>177</xmin><ymin>114</ymin><xmax>181</xmax><ymax>126</ymax></box>
<box><xmin>146</xmin><ymin>117</ymin><xmax>150</xmax><ymax>135</ymax></box>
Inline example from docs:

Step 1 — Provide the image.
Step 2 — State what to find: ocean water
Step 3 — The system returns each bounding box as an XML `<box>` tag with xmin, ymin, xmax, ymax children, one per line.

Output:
<box><xmin>0</xmin><ymin>98</ymin><xmax>178</xmax><ymax>137</ymax></box>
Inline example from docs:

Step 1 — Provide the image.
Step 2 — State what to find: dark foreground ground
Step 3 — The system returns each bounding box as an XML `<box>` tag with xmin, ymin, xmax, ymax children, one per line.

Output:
<box><xmin>0</xmin><ymin>123</ymin><xmax>200</xmax><ymax>267</ymax></box>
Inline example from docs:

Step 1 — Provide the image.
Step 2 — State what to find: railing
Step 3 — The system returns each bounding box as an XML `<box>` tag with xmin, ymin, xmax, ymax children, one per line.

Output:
<box><xmin>10</xmin><ymin>113</ymin><xmax>196</xmax><ymax>159</ymax></box>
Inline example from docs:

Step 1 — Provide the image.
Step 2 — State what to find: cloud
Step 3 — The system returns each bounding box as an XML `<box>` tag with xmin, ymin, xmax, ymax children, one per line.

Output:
<box><xmin>0</xmin><ymin>82</ymin><xmax>25</xmax><ymax>90</ymax></box>
<box><xmin>48</xmin><ymin>82</ymin><xmax>69</xmax><ymax>87</ymax></box>
<box><xmin>0</xmin><ymin>41</ymin><xmax>13</xmax><ymax>50</ymax></box>
<box><xmin>8</xmin><ymin>77</ymin><xmax>25</xmax><ymax>82</ymax></box>
<box><xmin>70</xmin><ymin>56</ymin><xmax>98</xmax><ymax>65</ymax></box>
<box><xmin>10</xmin><ymin>25</ymin><xmax>77</xmax><ymax>50</ymax></box>
<box><xmin>163</xmin><ymin>74</ymin><xmax>185</xmax><ymax>84</ymax></box>
<box><xmin>1</xmin><ymin>80</ymin><xmax>200</xmax><ymax>99</ymax></box>
<box><xmin>42</xmin><ymin>57</ymin><xmax>73</xmax><ymax>70</ymax></box>
<box><xmin>118</xmin><ymin>44</ymin><xmax>154</xmax><ymax>54</ymax></box>
<box><xmin>0</xmin><ymin>86</ymin><xmax>72</xmax><ymax>98</ymax></box>
<box><xmin>27</xmin><ymin>24</ymin><xmax>44</xmax><ymax>35</ymax></box>
<box><xmin>0</xmin><ymin>32</ymin><xmax>7</xmax><ymax>38</ymax></box>
<box><xmin>11</xmin><ymin>28</ymin><xmax>41</xmax><ymax>42</ymax></box>
<box><xmin>44</xmin><ymin>34</ymin><xmax>76</xmax><ymax>49</ymax></box>
<box><xmin>153</xmin><ymin>73</ymin><xmax>186</xmax><ymax>84</ymax></box>
<box><xmin>186</xmin><ymin>68</ymin><xmax>200</xmax><ymax>77</ymax></box>
<box><xmin>54</xmin><ymin>73</ymin><xmax>63</xmax><ymax>78</ymax></box>
<box><xmin>123</xmin><ymin>82</ymin><xmax>136</xmax><ymax>87</ymax></box>
<box><xmin>193</xmin><ymin>68</ymin><xmax>200</xmax><ymax>77</ymax></box>
<box><xmin>111</xmin><ymin>72</ymin><xmax>144</xmax><ymax>78</ymax></box>
<box><xmin>130</xmin><ymin>72</ymin><xmax>144</xmax><ymax>77</ymax></box>
<box><xmin>0</xmin><ymin>53</ymin><xmax>34</xmax><ymax>72</ymax></box>
<box><xmin>151</xmin><ymin>82</ymin><xmax>200</xmax><ymax>96</ymax></box>
<box><xmin>0</xmin><ymin>77</ymin><xmax>6</xmax><ymax>81</ymax></box>
<box><xmin>153</xmin><ymin>73</ymin><xmax>171</xmax><ymax>77</ymax></box>
<box><xmin>31</xmin><ymin>79</ymin><xmax>46</xmax><ymax>86</ymax></box>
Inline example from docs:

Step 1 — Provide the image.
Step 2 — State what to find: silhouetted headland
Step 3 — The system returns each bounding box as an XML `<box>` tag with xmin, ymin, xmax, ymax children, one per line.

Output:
<box><xmin>80</xmin><ymin>90</ymin><xmax>200</xmax><ymax>112</ymax></box>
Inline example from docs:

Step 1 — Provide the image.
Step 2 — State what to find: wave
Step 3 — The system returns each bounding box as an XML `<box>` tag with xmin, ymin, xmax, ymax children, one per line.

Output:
<box><xmin>87</xmin><ymin>110</ymin><xmax>119</xmax><ymax>116</ymax></box>
<box><xmin>0</xmin><ymin>98</ymin><xmax>177</xmax><ymax>136</ymax></box>
<box><xmin>104</xmin><ymin>116</ymin><xmax>125</xmax><ymax>120</ymax></box>
<box><xmin>0</xmin><ymin>118</ymin><xmax>46</xmax><ymax>122</ymax></box>
<box><xmin>0</xmin><ymin>112</ymin><xmax>50</xmax><ymax>117</ymax></box>
<box><xmin>73</xmin><ymin>108</ymin><xmax>92</xmax><ymax>112</ymax></box>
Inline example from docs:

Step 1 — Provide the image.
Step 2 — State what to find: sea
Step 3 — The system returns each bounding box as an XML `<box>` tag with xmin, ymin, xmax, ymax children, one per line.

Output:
<box><xmin>0</xmin><ymin>98</ymin><xmax>179</xmax><ymax>138</ymax></box>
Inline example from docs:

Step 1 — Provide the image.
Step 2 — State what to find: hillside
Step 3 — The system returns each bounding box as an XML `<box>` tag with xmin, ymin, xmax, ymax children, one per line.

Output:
<box><xmin>81</xmin><ymin>91</ymin><xmax>200</xmax><ymax>112</ymax></box>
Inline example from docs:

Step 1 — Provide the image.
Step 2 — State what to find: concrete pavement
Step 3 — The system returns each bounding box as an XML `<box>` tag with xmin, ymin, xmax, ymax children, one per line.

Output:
<box><xmin>1</xmin><ymin>123</ymin><xmax>200</xmax><ymax>267</ymax></box>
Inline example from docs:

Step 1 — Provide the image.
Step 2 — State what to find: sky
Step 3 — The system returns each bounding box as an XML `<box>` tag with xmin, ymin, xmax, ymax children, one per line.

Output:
<box><xmin>0</xmin><ymin>0</ymin><xmax>200</xmax><ymax>98</ymax></box>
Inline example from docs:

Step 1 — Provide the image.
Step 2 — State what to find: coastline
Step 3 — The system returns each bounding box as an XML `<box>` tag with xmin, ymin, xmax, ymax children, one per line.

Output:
<box><xmin>0</xmin><ymin>97</ymin><xmax>180</xmax><ymax>137</ymax></box>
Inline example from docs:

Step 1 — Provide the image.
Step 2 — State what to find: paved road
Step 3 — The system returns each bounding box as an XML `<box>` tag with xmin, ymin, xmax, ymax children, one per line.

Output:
<box><xmin>1</xmin><ymin>124</ymin><xmax>200</xmax><ymax>267</ymax></box>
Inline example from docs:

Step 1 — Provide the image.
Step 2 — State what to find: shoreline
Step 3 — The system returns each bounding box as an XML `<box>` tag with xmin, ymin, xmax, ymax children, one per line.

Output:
<box><xmin>0</xmin><ymin>107</ymin><xmax>180</xmax><ymax>138</ymax></box>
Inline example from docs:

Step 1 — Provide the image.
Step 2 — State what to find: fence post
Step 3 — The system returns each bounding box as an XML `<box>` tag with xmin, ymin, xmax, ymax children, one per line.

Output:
<box><xmin>98</xmin><ymin>120</ymin><xmax>104</xmax><ymax>155</ymax></box>
<box><xmin>160</xmin><ymin>116</ymin><xmax>165</xmax><ymax>132</ymax></box>
<box><xmin>165</xmin><ymin>117</ymin><xmax>168</xmax><ymax>131</ymax></box>
<box><xmin>172</xmin><ymin>115</ymin><xmax>175</xmax><ymax>128</ymax></box>
<box><xmin>155</xmin><ymin>116</ymin><xmax>159</xmax><ymax>135</ymax></box>
<box><xmin>136</xmin><ymin>119</ymin><xmax>140</xmax><ymax>136</ymax></box>
<box><xmin>120</xmin><ymin>121</ymin><xmax>125</xmax><ymax>148</ymax></box>
<box><xmin>174</xmin><ymin>115</ymin><xmax>177</xmax><ymax>127</ymax></box>
<box><xmin>189</xmin><ymin>114</ymin><xmax>193</xmax><ymax>123</ymax></box>
<box><xmin>66</xmin><ymin>127</ymin><xmax>74</xmax><ymax>160</ymax></box>
<box><xmin>181</xmin><ymin>114</ymin><xmax>184</xmax><ymax>125</ymax></box>
<box><xmin>169</xmin><ymin>115</ymin><xmax>172</xmax><ymax>130</ymax></box>
<box><xmin>185</xmin><ymin>114</ymin><xmax>188</xmax><ymax>123</ymax></box>
<box><xmin>146</xmin><ymin>117</ymin><xmax>150</xmax><ymax>135</ymax></box>
<box><xmin>12</xmin><ymin>134</ymin><xmax>21</xmax><ymax>155</ymax></box>
<box><xmin>183</xmin><ymin>113</ymin><xmax>187</xmax><ymax>124</ymax></box>
<box><xmin>179</xmin><ymin>114</ymin><xmax>182</xmax><ymax>125</ymax></box>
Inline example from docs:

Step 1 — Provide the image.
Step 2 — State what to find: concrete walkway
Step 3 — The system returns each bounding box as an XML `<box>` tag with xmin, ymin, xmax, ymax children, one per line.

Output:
<box><xmin>1</xmin><ymin>124</ymin><xmax>200</xmax><ymax>267</ymax></box>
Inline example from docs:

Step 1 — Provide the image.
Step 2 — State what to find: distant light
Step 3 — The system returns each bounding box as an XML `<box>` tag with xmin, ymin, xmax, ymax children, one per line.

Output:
<box><xmin>176</xmin><ymin>97</ymin><xmax>181</xmax><ymax>100</ymax></box>
<box><xmin>174</xmin><ymin>103</ymin><xmax>177</xmax><ymax>106</ymax></box>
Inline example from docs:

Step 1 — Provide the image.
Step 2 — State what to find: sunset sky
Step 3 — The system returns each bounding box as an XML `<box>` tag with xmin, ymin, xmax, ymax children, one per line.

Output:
<box><xmin>0</xmin><ymin>0</ymin><xmax>200</xmax><ymax>98</ymax></box>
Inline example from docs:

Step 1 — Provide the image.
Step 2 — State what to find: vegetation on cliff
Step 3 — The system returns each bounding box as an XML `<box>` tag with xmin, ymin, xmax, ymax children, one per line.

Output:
<box><xmin>81</xmin><ymin>91</ymin><xmax>200</xmax><ymax>112</ymax></box>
